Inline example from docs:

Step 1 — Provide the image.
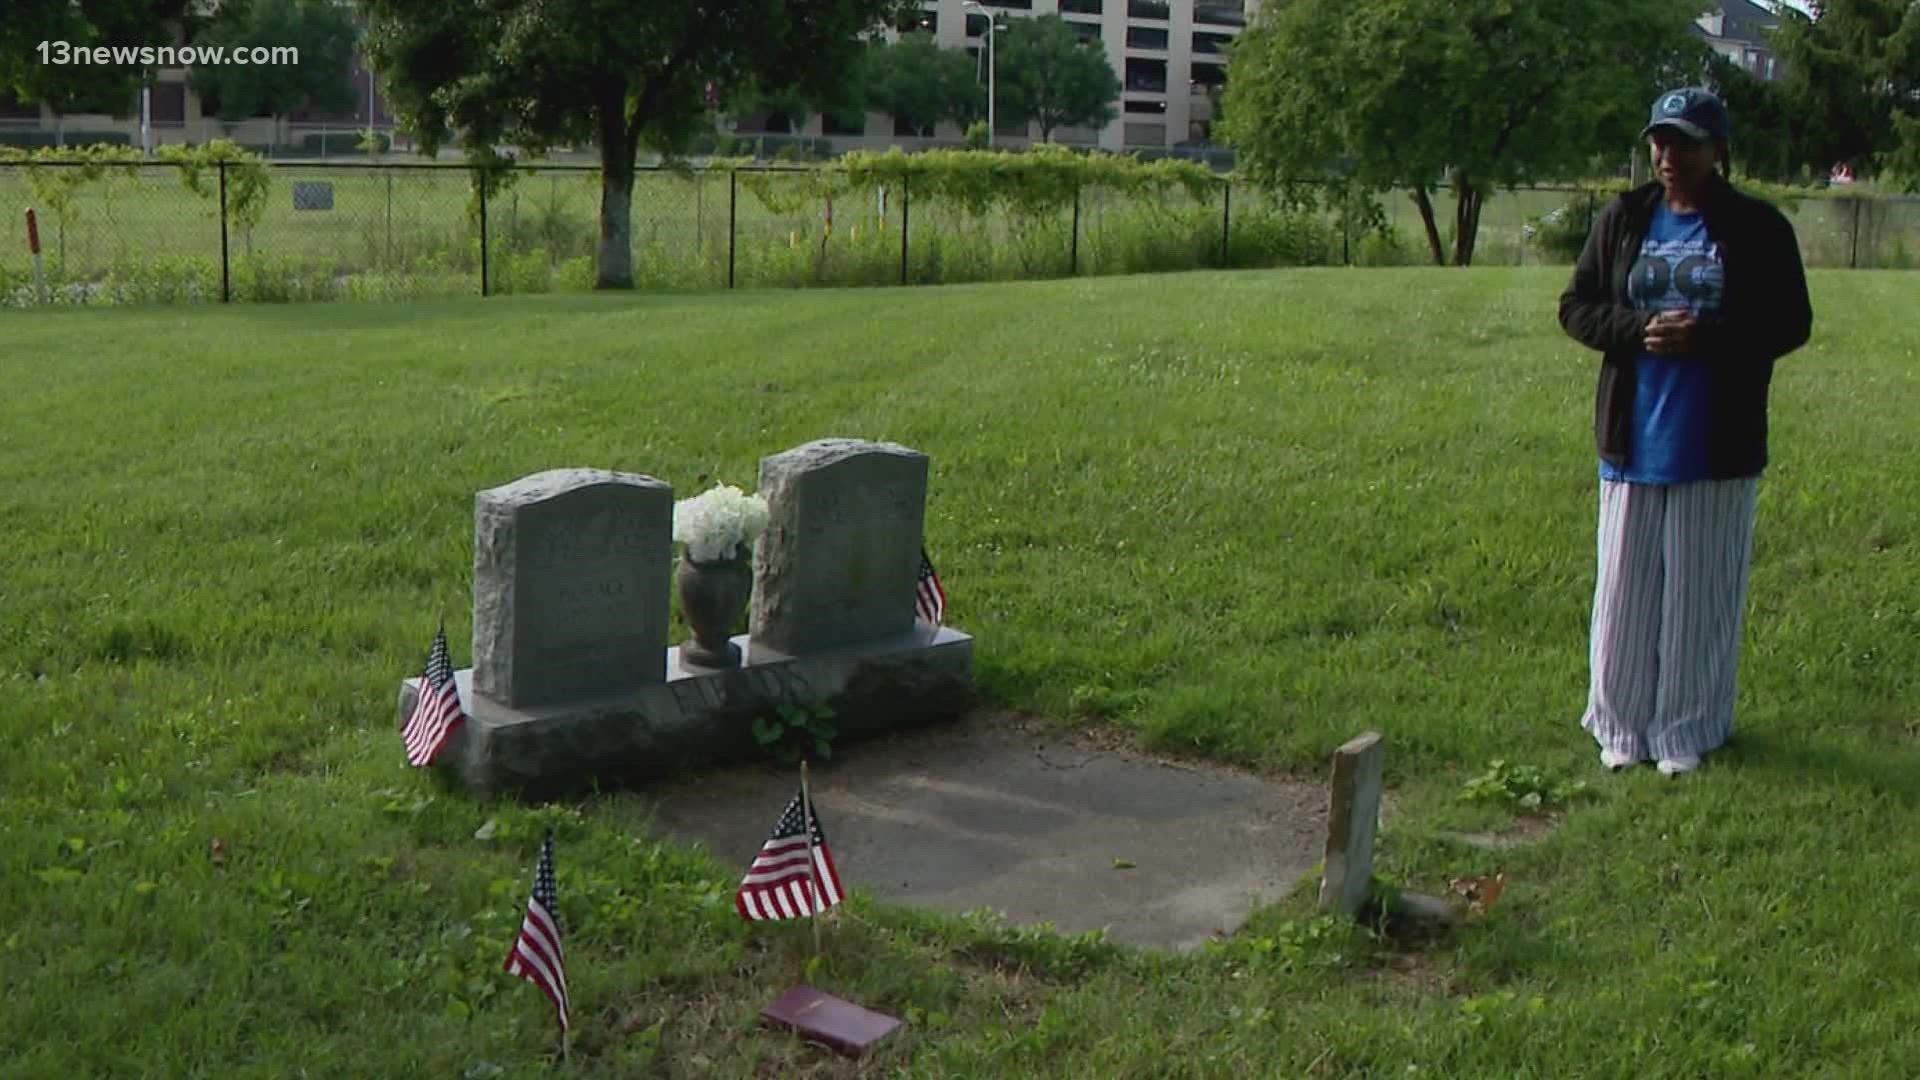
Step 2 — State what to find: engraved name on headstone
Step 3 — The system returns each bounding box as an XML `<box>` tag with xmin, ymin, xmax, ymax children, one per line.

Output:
<box><xmin>471</xmin><ymin>468</ymin><xmax>672</xmax><ymax>708</ymax></box>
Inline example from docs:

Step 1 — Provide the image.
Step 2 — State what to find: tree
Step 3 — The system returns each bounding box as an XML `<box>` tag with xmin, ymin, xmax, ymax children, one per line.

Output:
<box><xmin>352</xmin><ymin>0</ymin><xmax>912</xmax><ymax>289</ymax></box>
<box><xmin>191</xmin><ymin>0</ymin><xmax>359</xmax><ymax>138</ymax></box>
<box><xmin>1769</xmin><ymin>0</ymin><xmax>1920</xmax><ymax>186</ymax></box>
<box><xmin>0</xmin><ymin>0</ymin><xmax>201</xmax><ymax>122</ymax></box>
<box><xmin>992</xmin><ymin>14</ymin><xmax>1121</xmax><ymax>143</ymax></box>
<box><xmin>1219</xmin><ymin>0</ymin><xmax>1705</xmax><ymax>266</ymax></box>
<box><xmin>719</xmin><ymin>40</ymin><xmax>878</xmax><ymax>139</ymax></box>
<box><xmin>1705</xmin><ymin>54</ymin><xmax>1819</xmax><ymax>183</ymax></box>
<box><xmin>862</xmin><ymin>32</ymin><xmax>982</xmax><ymax>137</ymax></box>
<box><xmin>721</xmin><ymin>76</ymin><xmax>819</xmax><ymax>134</ymax></box>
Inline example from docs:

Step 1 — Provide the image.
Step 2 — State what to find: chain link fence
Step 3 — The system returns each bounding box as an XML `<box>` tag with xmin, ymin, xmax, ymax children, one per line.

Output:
<box><xmin>3</xmin><ymin>159</ymin><xmax>1915</xmax><ymax>307</ymax></box>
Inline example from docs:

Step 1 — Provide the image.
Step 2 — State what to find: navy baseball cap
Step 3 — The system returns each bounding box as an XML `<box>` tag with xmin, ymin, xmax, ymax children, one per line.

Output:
<box><xmin>1641</xmin><ymin>87</ymin><xmax>1729</xmax><ymax>142</ymax></box>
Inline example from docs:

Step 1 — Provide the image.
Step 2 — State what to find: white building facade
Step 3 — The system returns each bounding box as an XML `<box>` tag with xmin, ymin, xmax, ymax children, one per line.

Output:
<box><xmin>0</xmin><ymin>1</ymin><xmax>1263</xmax><ymax>157</ymax></box>
<box><xmin>748</xmin><ymin>0</ymin><xmax>1263</xmax><ymax>154</ymax></box>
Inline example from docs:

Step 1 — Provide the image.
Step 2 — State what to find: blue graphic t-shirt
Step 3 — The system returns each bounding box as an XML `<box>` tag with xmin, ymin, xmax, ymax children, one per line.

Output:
<box><xmin>1600</xmin><ymin>203</ymin><xmax>1724</xmax><ymax>485</ymax></box>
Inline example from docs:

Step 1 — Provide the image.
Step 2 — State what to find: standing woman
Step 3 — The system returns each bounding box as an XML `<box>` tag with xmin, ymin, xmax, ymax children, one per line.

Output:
<box><xmin>1557</xmin><ymin>87</ymin><xmax>1812</xmax><ymax>776</ymax></box>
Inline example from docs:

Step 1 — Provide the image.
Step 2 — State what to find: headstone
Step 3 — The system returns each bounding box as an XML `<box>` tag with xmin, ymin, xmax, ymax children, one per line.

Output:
<box><xmin>1318</xmin><ymin>730</ymin><xmax>1385</xmax><ymax>917</ymax></box>
<box><xmin>749</xmin><ymin>438</ymin><xmax>929</xmax><ymax>657</ymax></box>
<box><xmin>471</xmin><ymin>468</ymin><xmax>673</xmax><ymax>708</ymax></box>
<box><xmin>292</xmin><ymin>181</ymin><xmax>334</xmax><ymax>211</ymax></box>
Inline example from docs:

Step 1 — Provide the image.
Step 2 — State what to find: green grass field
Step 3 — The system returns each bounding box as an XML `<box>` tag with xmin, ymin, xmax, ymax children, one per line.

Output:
<box><xmin>6</xmin><ymin>162</ymin><xmax>1916</xmax><ymax>307</ymax></box>
<box><xmin>0</xmin><ymin>163</ymin><xmax>1271</xmax><ymax>300</ymax></box>
<box><xmin>3</xmin><ymin>268</ymin><xmax>1918</xmax><ymax>1076</ymax></box>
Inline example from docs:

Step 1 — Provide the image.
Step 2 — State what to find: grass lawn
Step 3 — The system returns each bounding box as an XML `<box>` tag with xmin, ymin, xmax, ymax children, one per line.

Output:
<box><xmin>7</xmin><ymin>164</ymin><xmax>1916</xmax><ymax>305</ymax></box>
<box><xmin>2</xmin><ymin>267</ymin><xmax>1917</xmax><ymax>1077</ymax></box>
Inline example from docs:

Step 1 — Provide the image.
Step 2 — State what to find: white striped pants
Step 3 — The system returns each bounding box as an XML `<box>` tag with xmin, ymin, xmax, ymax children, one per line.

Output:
<box><xmin>1581</xmin><ymin>476</ymin><xmax>1759</xmax><ymax>762</ymax></box>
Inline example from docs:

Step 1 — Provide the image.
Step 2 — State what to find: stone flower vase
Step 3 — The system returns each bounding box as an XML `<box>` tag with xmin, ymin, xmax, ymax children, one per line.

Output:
<box><xmin>676</xmin><ymin>545</ymin><xmax>752</xmax><ymax>669</ymax></box>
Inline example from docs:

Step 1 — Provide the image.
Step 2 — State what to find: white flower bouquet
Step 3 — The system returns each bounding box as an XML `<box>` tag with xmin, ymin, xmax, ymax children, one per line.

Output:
<box><xmin>673</xmin><ymin>483</ymin><xmax>771</xmax><ymax>563</ymax></box>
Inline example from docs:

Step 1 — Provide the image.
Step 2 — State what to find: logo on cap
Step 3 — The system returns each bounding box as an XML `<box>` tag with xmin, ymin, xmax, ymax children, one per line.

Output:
<box><xmin>1662</xmin><ymin>94</ymin><xmax>1688</xmax><ymax>114</ymax></box>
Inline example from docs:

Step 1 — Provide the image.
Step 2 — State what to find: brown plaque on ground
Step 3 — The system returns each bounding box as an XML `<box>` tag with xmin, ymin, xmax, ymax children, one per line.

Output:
<box><xmin>760</xmin><ymin>984</ymin><xmax>904</xmax><ymax>1056</ymax></box>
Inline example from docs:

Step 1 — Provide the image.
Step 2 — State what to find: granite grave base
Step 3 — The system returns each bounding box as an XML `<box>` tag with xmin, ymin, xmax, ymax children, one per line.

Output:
<box><xmin>397</xmin><ymin>626</ymin><xmax>973</xmax><ymax>800</ymax></box>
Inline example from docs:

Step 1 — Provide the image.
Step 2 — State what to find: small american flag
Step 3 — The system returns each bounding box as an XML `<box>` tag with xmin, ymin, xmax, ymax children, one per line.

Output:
<box><xmin>401</xmin><ymin>623</ymin><xmax>465</xmax><ymax>767</ymax></box>
<box><xmin>736</xmin><ymin>790</ymin><xmax>844</xmax><ymax>922</ymax></box>
<box><xmin>503</xmin><ymin>831</ymin><xmax>570</xmax><ymax>1034</ymax></box>
<box><xmin>915</xmin><ymin>548</ymin><xmax>946</xmax><ymax>626</ymax></box>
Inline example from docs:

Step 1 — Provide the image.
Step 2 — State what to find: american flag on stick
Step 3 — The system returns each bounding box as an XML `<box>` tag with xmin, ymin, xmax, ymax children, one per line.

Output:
<box><xmin>736</xmin><ymin>786</ymin><xmax>844</xmax><ymax>923</ymax></box>
<box><xmin>401</xmin><ymin>622</ymin><xmax>465</xmax><ymax>767</ymax></box>
<box><xmin>503</xmin><ymin>830</ymin><xmax>570</xmax><ymax>1036</ymax></box>
<box><xmin>915</xmin><ymin>547</ymin><xmax>946</xmax><ymax>626</ymax></box>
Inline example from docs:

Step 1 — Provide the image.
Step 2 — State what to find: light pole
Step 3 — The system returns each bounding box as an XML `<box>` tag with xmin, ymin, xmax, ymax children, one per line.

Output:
<box><xmin>963</xmin><ymin>1</ymin><xmax>997</xmax><ymax>147</ymax></box>
<box><xmin>361</xmin><ymin>21</ymin><xmax>376</xmax><ymax>151</ymax></box>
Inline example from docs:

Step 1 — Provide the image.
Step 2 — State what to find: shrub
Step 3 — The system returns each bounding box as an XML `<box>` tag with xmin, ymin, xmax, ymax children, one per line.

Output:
<box><xmin>1526</xmin><ymin>199</ymin><xmax>1593</xmax><ymax>263</ymax></box>
<box><xmin>1230</xmin><ymin>206</ymin><xmax>1338</xmax><ymax>267</ymax></box>
<box><xmin>301</xmin><ymin>131</ymin><xmax>387</xmax><ymax>156</ymax></box>
<box><xmin>1353</xmin><ymin>225</ymin><xmax>1422</xmax><ymax>267</ymax></box>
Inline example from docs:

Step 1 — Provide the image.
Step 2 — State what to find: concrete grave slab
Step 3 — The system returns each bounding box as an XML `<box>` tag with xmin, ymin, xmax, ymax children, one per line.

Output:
<box><xmin>636</xmin><ymin>713</ymin><xmax>1328</xmax><ymax>952</ymax></box>
<box><xmin>399</xmin><ymin>626</ymin><xmax>974</xmax><ymax>800</ymax></box>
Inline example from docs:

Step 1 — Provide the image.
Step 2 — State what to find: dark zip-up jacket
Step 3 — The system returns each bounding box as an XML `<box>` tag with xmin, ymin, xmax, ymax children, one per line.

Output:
<box><xmin>1557</xmin><ymin>174</ymin><xmax>1812</xmax><ymax>480</ymax></box>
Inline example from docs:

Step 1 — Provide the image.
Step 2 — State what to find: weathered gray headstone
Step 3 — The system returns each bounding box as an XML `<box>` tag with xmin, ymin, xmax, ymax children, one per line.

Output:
<box><xmin>1318</xmin><ymin>730</ymin><xmax>1385</xmax><ymax>917</ymax></box>
<box><xmin>471</xmin><ymin>468</ymin><xmax>672</xmax><ymax>708</ymax></box>
<box><xmin>748</xmin><ymin>438</ymin><xmax>929</xmax><ymax>657</ymax></box>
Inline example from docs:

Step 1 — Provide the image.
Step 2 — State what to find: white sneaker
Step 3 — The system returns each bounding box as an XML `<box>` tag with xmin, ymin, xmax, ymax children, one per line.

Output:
<box><xmin>1657</xmin><ymin>754</ymin><xmax>1701</xmax><ymax>776</ymax></box>
<box><xmin>1600</xmin><ymin>748</ymin><xmax>1639</xmax><ymax>771</ymax></box>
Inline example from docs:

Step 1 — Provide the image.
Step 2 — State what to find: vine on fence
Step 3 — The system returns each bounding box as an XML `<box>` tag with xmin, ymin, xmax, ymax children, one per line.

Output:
<box><xmin>460</xmin><ymin>144</ymin><xmax>522</xmax><ymax>223</ymax></box>
<box><xmin>0</xmin><ymin>144</ymin><xmax>145</xmax><ymax>233</ymax></box>
<box><xmin>734</xmin><ymin>144</ymin><xmax>1222</xmax><ymax>219</ymax></box>
<box><xmin>0</xmin><ymin>140</ymin><xmax>272</xmax><ymax>239</ymax></box>
<box><xmin>156</xmin><ymin>140</ymin><xmax>271</xmax><ymax>236</ymax></box>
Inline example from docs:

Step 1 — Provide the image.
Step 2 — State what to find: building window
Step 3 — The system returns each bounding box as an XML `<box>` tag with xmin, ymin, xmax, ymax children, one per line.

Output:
<box><xmin>1128</xmin><ymin>0</ymin><xmax>1170</xmax><ymax>21</ymax></box>
<box><xmin>965</xmin><ymin>11</ymin><xmax>992</xmax><ymax>36</ymax></box>
<box><xmin>1127</xmin><ymin>26</ymin><xmax>1169</xmax><ymax>50</ymax></box>
<box><xmin>1060</xmin><ymin>0</ymin><xmax>1103</xmax><ymax>13</ymax></box>
<box><xmin>1192</xmin><ymin>31</ymin><xmax>1234</xmax><ymax>55</ymax></box>
<box><xmin>978</xmin><ymin>0</ymin><xmax>1033</xmax><ymax>8</ymax></box>
<box><xmin>1194</xmin><ymin>2</ymin><xmax>1245</xmax><ymax>27</ymax></box>
<box><xmin>741</xmin><ymin>110</ymin><xmax>795</xmax><ymax>134</ymax></box>
<box><xmin>0</xmin><ymin>90</ymin><xmax>39</xmax><ymax>120</ymax></box>
<box><xmin>1124</xmin><ymin>99</ymin><xmax>1167</xmax><ymax>114</ymax></box>
<box><xmin>1067</xmin><ymin>20</ymin><xmax>1101</xmax><ymax>42</ymax></box>
<box><xmin>823</xmin><ymin>110</ymin><xmax>865</xmax><ymax>136</ymax></box>
<box><xmin>149</xmin><ymin>81</ymin><xmax>186</xmax><ymax>125</ymax></box>
<box><xmin>1125</xmin><ymin>57</ymin><xmax>1167</xmax><ymax>94</ymax></box>
<box><xmin>1124</xmin><ymin>121</ymin><xmax>1167</xmax><ymax>146</ymax></box>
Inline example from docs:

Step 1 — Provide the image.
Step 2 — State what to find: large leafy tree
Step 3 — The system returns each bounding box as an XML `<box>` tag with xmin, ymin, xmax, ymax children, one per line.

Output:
<box><xmin>1705</xmin><ymin>54</ymin><xmax>1819</xmax><ymax>183</ymax></box>
<box><xmin>1219</xmin><ymin>0</ymin><xmax>1704</xmax><ymax>266</ymax></box>
<box><xmin>352</xmin><ymin>0</ymin><xmax>912</xmax><ymax>288</ymax></box>
<box><xmin>862</xmin><ymin>32</ymin><xmax>983</xmax><ymax>137</ymax></box>
<box><xmin>721</xmin><ymin>43</ymin><xmax>875</xmax><ymax>138</ymax></box>
<box><xmin>0</xmin><ymin>0</ymin><xmax>201</xmax><ymax>119</ymax></box>
<box><xmin>992</xmin><ymin>14</ymin><xmax>1120</xmax><ymax>143</ymax></box>
<box><xmin>722</xmin><ymin>77</ymin><xmax>820</xmax><ymax>135</ymax></box>
<box><xmin>191</xmin><ymin>0</ymin><xmax>359</xmax><ymax>132</ymax></box>
<box><xmin>1770</xmin><ymin>0</ymin><xmax>1920</xmax><ymax>185</ymax></box>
